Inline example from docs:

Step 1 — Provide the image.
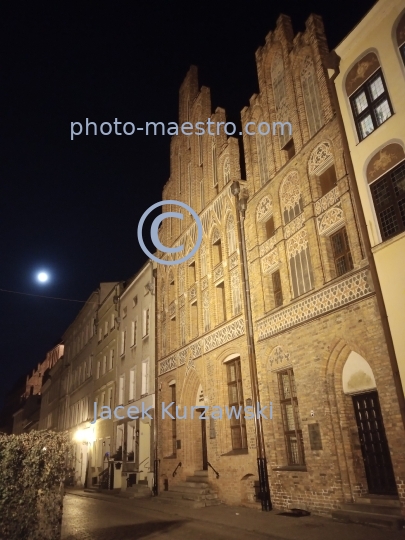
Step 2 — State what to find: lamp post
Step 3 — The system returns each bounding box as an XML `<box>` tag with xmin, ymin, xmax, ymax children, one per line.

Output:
<box><xmin>231</xmin><ymin>180</ymin><xmax>271</xmax><ymax>511</ymax></box>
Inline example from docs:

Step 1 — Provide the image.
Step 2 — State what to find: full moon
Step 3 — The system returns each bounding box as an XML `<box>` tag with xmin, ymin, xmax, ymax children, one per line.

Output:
<box><xmin>37</xmin><ymin>272</ymin><xmax>49</xmax><ymax>283</ymax></box>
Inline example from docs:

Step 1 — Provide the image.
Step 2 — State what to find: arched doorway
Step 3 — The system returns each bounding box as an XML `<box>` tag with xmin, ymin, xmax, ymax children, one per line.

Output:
<box><xmin>343</xmin><ymin>352</ymin><xmax>397</xmax><ymax>495</ymax></box>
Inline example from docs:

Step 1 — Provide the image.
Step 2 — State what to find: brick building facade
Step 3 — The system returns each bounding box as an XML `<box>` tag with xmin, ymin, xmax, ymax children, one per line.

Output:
<box><xmin>156</xmin><ymin>14</ymin><xmax>405</xmax><ymax>516</ymax></box>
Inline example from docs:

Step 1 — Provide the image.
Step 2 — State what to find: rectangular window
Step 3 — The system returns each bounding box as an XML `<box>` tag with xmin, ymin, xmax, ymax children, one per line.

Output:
<box><xmin>215</xmin><ymin>282</ymin><xmax>226</xmax><ymax>324</ymax></box>
<box><xmin>284</xmin><ymin>138</ymin><xmax>295</xmax><ymax>160</ymax></box>
<box><xmin>98</xmin><ymin>327</ymin><xmax>102</xmax><ymax>343</ymax></box>
<box><xmin>108</xmin><ymin>349</ymin><xmax>114</xmax><ymax>371</ymax></box>
<box><xmin>123</xmin><ymin>306</ymin><xmax>127</xmax><ymax>318</ymax></box>
<box><xmin>102</xmin><ymin>355</ymin><xmax>107</xmax><ymax>375</ymax></box>
<box><xmin>370</xmin><ymin>161</ymin><xmax>405</xmax><ymax>241</ymax></box>
<box><xmin>133</xmin><ymin>295</ymin><xmax>138</xmax><ymax>308</ymax></box>
<box><xmin>120</xmin><ymin>330</ymin><xmax>126</xmax><ymax>356</ymax></box>
<box><xmin>118</xmin><ymin>375</ymin><xmax>125</xmax><ymax>406</ymax></box>
<box><xmin>141</xmin><ymin>359</ymin><xmax>149</xmax><ymax>396</ymax></box>
<box><xmin>272</xmin><ymin>270</ymin><xmax>283</xmax><ymax>307</ymax></box>
<box><xmin>129</xmin><ymin>367</ymin><xmax>136</xmax><ymax>401</ymax></box>
<box><xmin>265</xmin><ymin>216</ymin><xmax>275</xmax><ymax>239</ymax></box>
<box><xmin>104</xmin><ymin>321</ymin><xmax>108</xmax><ymax>336</ymax></box>
<box><xmin>350</xmin><ymin>69</ymin><xmax>393</xmax><ymax>141</ymax></box>
<box><xmin>331</xmin><ymin>227</ymin><xmax>354</xmax><ymax>277</ymax></box>
<box><xmin>131</xmin><ymin>319</ymin><xmax>137</xmax><ymax>347</ymax></box>
<box><xmin>226</xmin><ymin>358</ymin><xmax>247</xmax><ymax>450</ymax></box>
<box><xmin>96</xmin><ymin>360</ymin><xmax>100</xmax><ymax>379</ymax></box>
<box><xmin>278</xmin><ymin>369</ymin><xmax>305</xmax><ymax>466</ymax></box>
<box><xmin>188</xmin><ymin>261</ymin><xmax>196</xmax><ymax>284</ymax></box>
<box><xmin>143</xmin><ymin>308</ymin><xmax>150</xmax><ymax>337</ymax></box>
<box><xmin>108</xmin><ymin>388</ymin><xmax>113</xmax><ymax>409</ymax></box>
<box><xmin>319</xmin><ymin>164</ymin><xmax>337</xmax><ymax>196</ymax></box>
<box><xmin>110</xmin><ymin>313</ymin><xmax>115</xmax><ymax>331</ymax></box>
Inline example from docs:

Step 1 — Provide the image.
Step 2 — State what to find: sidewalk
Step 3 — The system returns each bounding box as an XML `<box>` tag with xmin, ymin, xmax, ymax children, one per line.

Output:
<box><xmin>65</xmin><ymin>488</ymin><xmax>405</xmax><ymax>540</ymax></box>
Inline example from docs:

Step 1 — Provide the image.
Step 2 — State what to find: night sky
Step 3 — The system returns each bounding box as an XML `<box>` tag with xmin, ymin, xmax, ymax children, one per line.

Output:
<box><xmin>0</xmin><ymin>0</ymin><xmax>376</xmax><ymax>406</ymax></box>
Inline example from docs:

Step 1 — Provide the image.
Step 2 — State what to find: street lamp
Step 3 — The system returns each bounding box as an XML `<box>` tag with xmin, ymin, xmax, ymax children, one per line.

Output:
<box><xmin>231</xmin><ymin>180</ymin><xmax>272</xmax><ymax>511</ymax></box>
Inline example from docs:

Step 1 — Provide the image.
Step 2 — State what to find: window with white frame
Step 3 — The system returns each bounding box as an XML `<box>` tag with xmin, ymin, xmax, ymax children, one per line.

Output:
<box><xmin>108</xmin><ymin>348</ymin><xmax>114</xmax><ymax>370</ymax></box>
<box><xmin>143</xmin><ymin>308</ymin><xmax>150</xmax><ymax>337</ymax></box>
<box><xmin>118</xmin><ymin>375</ymin><xmax>125</xmax><ymax>406</ymax></box>
<box><xmin>131</xmin><ymin>319</ymin><xmax>137</xmax><ymax>347</ymax></box>
<box><xmin>350</xmin><ymin>69</ymin><xmax>393</xmax><ymax>141</ymax></box>
<box><xmin>129</xmin><ymin>367</ymin><xmax>136</xmax><ymax>401</ymax></box>
<box><xmin>120</xmin><ymin>330</ymin><xmax>126</xmax><ymax>355</ymax></box>
<box><xmin>141</xmin><ymin>359</ymin><xmax>149</xmax><ymax>396</ymax></box>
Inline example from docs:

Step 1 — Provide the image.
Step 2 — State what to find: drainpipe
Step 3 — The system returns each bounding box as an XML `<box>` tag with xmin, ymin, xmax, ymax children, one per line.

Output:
<box><xmin>328</xmin><ymin>51</ymin><xmax>405</xmax><ymax>429</ymax></box>
<box><xmin>153</xmin><ymin>264</ymin><xmax>159</xmax><ymax>495</ymax></box>
<box><xmin>231</xmin><ymin>180</ymin><xmax>272</xmax><ymax>511</ymax></box>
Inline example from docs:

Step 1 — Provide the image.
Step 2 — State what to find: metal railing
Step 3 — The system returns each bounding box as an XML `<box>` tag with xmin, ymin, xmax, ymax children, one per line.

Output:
<box><xmin>207</xmin><ymin>461</ymin><xmax>219</xmax><ymax>479</ymax></box>
<box><xmin>172</xmin><ymin>461</ymin><xmax>182</xmax><ymax>477</ymax></box>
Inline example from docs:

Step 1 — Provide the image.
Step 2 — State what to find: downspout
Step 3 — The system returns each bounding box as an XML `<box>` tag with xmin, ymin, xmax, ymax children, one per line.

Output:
<box><xmin>153</xmin><ymin>263</ymin><xmax>159</xmax><ymax>495</ymax></box>
<box><xmin>328</xmin><ymin>51</ymin><xmax>405</xmax><ymax>429</ymax></box>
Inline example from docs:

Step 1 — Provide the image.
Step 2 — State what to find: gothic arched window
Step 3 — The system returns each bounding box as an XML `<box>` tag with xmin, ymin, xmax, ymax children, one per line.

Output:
<box><xmin>271</xmin><ymin>53</ymin><xmax>292</xmax><ymax>149</ymax></box>
<box><xmin>280</xmin><ymin>171</ymin><xmax>304</xmax><ymax>225</ymax></box>
<box><xmin>301</xmin><ymin>56</ymin><xmax>323</xmax><ymax>137</ymax></box>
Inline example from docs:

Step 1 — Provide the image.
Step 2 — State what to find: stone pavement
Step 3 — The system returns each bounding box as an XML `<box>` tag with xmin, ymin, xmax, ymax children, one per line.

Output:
<box><xmin>64</xmin><ymin>488</ymin><xmax>405</xmax><ymax>539</ymax></box>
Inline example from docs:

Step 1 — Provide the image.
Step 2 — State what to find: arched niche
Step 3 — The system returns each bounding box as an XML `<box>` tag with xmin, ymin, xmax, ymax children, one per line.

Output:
<box><xmin>342</xmin><ymin>352</ymin><xmax>376</xmax><ymax>395</ymax></box>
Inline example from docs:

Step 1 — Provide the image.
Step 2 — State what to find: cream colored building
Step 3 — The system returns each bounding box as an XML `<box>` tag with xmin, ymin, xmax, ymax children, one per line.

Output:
<box><xmin>61</xmin><ymin>283</ymin><xmax>117</xmax><ymax>486</ymax></box>
<box><xmin>114</xmin><ymin>261</ymin><xmax>155</xmax><ymax>492</ymax></box>
<box><xmin>333</xmin><ymin>0</ymin><xmax>405</xmax><ymax>391</ymax></box>
<box><xmin>91</xmin><ymin>282</ymin><xmax>123</xmax><ymax>485</ymax></box>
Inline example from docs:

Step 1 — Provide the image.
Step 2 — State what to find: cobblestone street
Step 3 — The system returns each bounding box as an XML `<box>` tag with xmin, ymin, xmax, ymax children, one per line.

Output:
<box><xmin>61</xmin><ymin>492</ymin><xmax>405</xmax><ymax>540</ymax></box>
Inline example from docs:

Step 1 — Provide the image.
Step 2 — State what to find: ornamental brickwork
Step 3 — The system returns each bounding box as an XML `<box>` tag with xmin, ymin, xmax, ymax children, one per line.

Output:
<box><xmin>242</xmin><ymin>14</ymin><xmax>405</xmax><ymax>515</ymax></box>
<box><xmin>156</xmin><ymin>13</ymin><xmax>405</xmax><ymax>515</ymax></box>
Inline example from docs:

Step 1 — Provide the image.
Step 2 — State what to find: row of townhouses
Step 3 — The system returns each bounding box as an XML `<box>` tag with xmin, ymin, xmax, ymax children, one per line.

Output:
<box><xmin>5</xmin><ymin>0</ymin><xmax>405</xmax><ymax>526</ymax></box>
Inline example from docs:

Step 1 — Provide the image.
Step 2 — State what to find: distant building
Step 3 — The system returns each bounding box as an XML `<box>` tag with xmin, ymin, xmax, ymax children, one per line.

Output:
<box><xmin>114</xmin><ymin>261</ymin><xmax>155</xmax><ymax>491</ymax></box>
<box><xmin>91</xmin><ymin>282</ymin><xmax>123</xmax><ymax>486</ymax></box>
<box><xmin>12</xmin><ymin>343</ymin><xmax>63</xmax><ymax>434</ymax></box>
<box><xmin>62</xmin><ymin>283</ymin><xmax>118</xmax><ymax>487</ymax></box>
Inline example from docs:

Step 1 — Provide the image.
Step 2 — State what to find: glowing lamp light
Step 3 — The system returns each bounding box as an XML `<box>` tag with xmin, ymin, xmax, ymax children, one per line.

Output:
<box><xmin>73</xmin><ymin>427</ymin><xmax>95</xmax><ymax>444</ymax></box>
<box><xmin>37</xmin><ymin>272</ymin><xmax>49</xmax><ymax>283</ymax></box>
